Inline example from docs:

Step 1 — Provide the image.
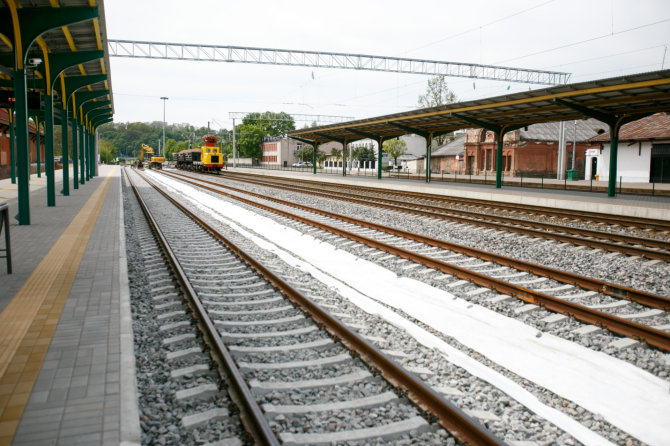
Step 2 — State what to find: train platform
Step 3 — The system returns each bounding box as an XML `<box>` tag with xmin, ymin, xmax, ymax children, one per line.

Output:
<box><xmin>227</xmin><ymin>166</ymin><xmax>670</xmax><ymax>221</ymax></box>
<box><xmin>0</xmin><ymin>165</ymin><xmax>139</xmax><ymax>446</ymax></box>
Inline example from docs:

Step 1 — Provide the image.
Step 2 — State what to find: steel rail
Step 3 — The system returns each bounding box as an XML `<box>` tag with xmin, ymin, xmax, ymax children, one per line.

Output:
<box><xmin>124</xmin><ymin>169</ymin><xmax>279</xmax><ymax>445</ymax></box>
<box><xmin>137</xmin><ymin>170</ymin><xmax>507</xmax><ymax>446</ymax></box>
<box><xmin>163</xmin><ymin>171</ymin><xmax>670</xmax><ymax>311</ymax></box>
<box><xmin>159</xmin><ymin>170</ymin><xmax>670</xmax><ymax>352</ymax></box>
<box><xmin>215</xmin><ymin>172</ymin><xmax>670</xmax><ymax>261</ymax></box>
<box><xmin>224</xmin><ymin>171</ymin><xmax>670</xmax><ymax>232</ymax></box>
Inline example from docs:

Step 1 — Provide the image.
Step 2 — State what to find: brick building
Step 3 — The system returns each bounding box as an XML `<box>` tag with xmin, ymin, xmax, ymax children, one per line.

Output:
<box><xmin>0</xmin><ymin>108</ymin><xmax>43</xmax><ymax>179</ymax></box>
<box><xmin>462</xmin><ymin>120</ymin><xmax>601</xmax><ymax>178</ymax></box>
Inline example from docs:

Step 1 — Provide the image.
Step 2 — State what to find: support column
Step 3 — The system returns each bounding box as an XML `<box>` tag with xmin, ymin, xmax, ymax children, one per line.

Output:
<box><xmin>79</xmin><ymin>117</ymin><xmax>85</xmax><ymax>184</ymax></box>
<box><xmin>71</xmin><ymin>112</ymin><xmax>79</xmax><ymax>189</ymax></box>
<box><xmin>342</xmin><ymin>140</ymin><xmax>348</xmax><ymax>177</ymax></box>
<box><xmin>61</xmin><ymin>101</ymin><xmax>70</xmax><ymax>196</ymax></box>
<box><xmin>312</xmin><ymin>141</ymin><xmax>318</xmax><ymax>174</ymax></box>
<box><xmin>14</xmin><ymin>67</ymin><xmax>30</xmax><ymax>225</ymax></box>
<box><xmin>35</xmin><ymin>118</ymin><xmax>41</xmax><ymax>178</ymax></box>
<box><xmin>425</xmin><ymin>132</ymin><xmax>433</xmax><ymax>183</ymax></box>
<box><xmin>607</xmin><ymin>124</ymin><xmax>619</xmax><ymax>197</ymax></box>
<box><xmin>85</xmin><ymin>127</ymin><xmax>90</xmax><ymax>180</ymax></box>
<box><xmin>556</xmin><ymin>121</ymin><xmax>566</xmax><ymax>180</ymax></box>
<box><xmin>495</xmin><ymin>132</ymin><xmax>504</xmax><ymax>188</ymax></box>
<box><xmin>377</xmin><ymin>138</ymin><xmax>383</xmax><ymax>180</ymax></box>
<box><xmin>44</xmin><ymin>93</ymin><xmax>55</xmax><ymax>206</ymax></box>
<box><xmin>9</xmin><ymin>111</ymin><xmax>15</xmax><ymax>184</ymax></box>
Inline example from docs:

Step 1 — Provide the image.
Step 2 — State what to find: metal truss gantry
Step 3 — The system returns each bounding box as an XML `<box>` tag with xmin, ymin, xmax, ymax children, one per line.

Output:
<box><xmin>228</xmin><ymin>112</ymin><xmax>354</xmax><ymax>123</ymax></box>
<box><xmin>108</xmin><ymin>39</ymin><xmax>570</xmax><ymax>85</ymax></box>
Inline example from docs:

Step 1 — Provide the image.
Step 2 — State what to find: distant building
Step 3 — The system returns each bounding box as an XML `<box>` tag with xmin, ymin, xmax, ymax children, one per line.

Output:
<box><xmin>463</xmin><ymin>120</ymin><xmax>601</xmax><ymax>178</ymax></box>
<box><xmin>430</xmin><ymin>133</ymin><xmax>466</xmax><ymax>173</ymax></box>
<box><xmin>260</xmin><ymin>137</ymin><xmax>303</xmax><ymax>167</ymax></box>
<box><xmin>588</xmin><ymin>113</ymin><xmax>670</xmax><ymax>183</ymax></box>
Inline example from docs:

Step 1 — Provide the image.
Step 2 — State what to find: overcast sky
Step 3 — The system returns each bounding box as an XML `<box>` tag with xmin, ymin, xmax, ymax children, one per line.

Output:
<box><xmin>104</xmin><ymin>0</ymin><xmax>670</xmax><ymax>131</ymax></box>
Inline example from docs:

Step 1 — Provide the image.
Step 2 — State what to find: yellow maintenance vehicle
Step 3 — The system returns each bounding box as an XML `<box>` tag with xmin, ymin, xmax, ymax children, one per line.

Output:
<box><xmin>138</xmin><ymin>144</ymin><xmax>166</xmax><ymax>169</ymax></box>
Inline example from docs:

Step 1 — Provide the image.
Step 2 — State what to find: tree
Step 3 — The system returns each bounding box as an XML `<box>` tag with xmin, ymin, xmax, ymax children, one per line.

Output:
<box><xmin>236</xmin><ymin>123</ymin><xmax>266</xmax><ymax>161</ymax></box>
<box><xmin>98</xmin><ymin>139</ymin><xmax>116</xmax><ymax>164</ymax></box>
<box><xmin>383</xmin><ymin>138</ymin><xmax>407</xmax><ymax>167</ymax></box>
<box><xmin>242</xmin><ymin>111</ymin><xmax>295</xmax><ymax>137</ymax></box>
<box><xmin>418</xmin><ymin>76</ymin><xmax>458</xmax><ymax>145</ymax></box>
<box><xmin>296</xmin><ymin>144</ymin><xmax>314</xmax><ymax>162</ymax></box>
<box><xmin>330</xmin><ymin>148</ymin><xmax>342</xmax><ymax>164</ymax></box>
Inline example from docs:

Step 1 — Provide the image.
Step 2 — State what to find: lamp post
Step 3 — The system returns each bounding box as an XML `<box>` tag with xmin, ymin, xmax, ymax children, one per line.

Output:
<box><xmin>160</xmin><ymin>96</ymin><xmax>168</xmax><ymax>155</ymax></box>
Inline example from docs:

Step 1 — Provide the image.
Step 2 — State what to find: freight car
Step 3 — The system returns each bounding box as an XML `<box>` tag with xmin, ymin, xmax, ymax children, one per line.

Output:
<box><xmin>173</xmin><ymin>134</ymin><xmax>225</xmax><ymax>173</ymax></box>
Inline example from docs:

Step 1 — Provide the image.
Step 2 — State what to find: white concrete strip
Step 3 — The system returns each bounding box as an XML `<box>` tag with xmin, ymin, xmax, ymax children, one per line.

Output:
<box><xmin>166</xmin><ymin>347</ymin><xmax>203</xmax><ymax>361</ymax></box>
<box><xmin>588</xmin><ymin>300</ymin><xmax>629</xmax><ymax>309</ymax></box>
<box><xmin>208</xmin><ymin>305</ymin><xmax>293</xmax><ymax>316</ymax></box>
<box><xmin>608</xmin><ymin>338</ymin><xmax>639</xmax><ymax>349</ymax></box>
<box><xmin>435</xmin><ymin>385</ymin><xmax>464</xmax><ymax>396</ymax></box>
<box><xmin>171</xmin><ymin>364</ymin><xmax>211</xmax><ymax>379</ymax></box>
<box><xmin>162</xmin><ymin>333</ymin><xmax>196</xmax><ymax>345</ymax></box>
<box><xmin>541</xmin><ymin>314</ymin><xmax>568</xmax><ymax>325</ymax></box>
<box><xmin>559</xmin><ymin>291</ymin><xmax>598</xmax><ymax>299</ymax></box>
<box><xmin>382</xmin><ymin>349</ymin><xmax>409</xmax><ymax>359</ymax></box>
<box><xmin>534</xmin><ymin>284</ymin><xmax>574</xmax><ymax>293</ymax></box>
<box><xmin>175</xmin><ymin>383</ymin><xmax>218</xmax><ymax>401</ymax></box>
<box><xmin>466</xmin><ymin>409</ymin><xmax>501</xmax><ymax>422</ymax></box>
<box><xmin>447</xmin><ymin>279</ymin><xmax>469</xmax><ymax>288</ymax></box>
<box><xmin>214</xmin><ymin>314</ymin><xmax>305</xmax><ymax>327</ymax></box>
<box><xmin>157</xmin><ymin>310</ymin><xmax>186</xmax><ymax>320</ymax></box>
<box><xmin>406</xmin><ymin>366</ymin><xmax>434</xmax><ymax>376</ymax></box>
<box><xmin>571</xmin><ymin>325</ymin><xmax>603</xmax><ymax>335</ymax></box>
<box><xmin>152</xmin><ymin>291</ymin><xmax>179</xmax><ymax>301</ymax></box>
<box><xmin>514</xmin><ymin>304</ymin><xmax>540</xmax><ymax>314</ymax></box>
<box><xmin>181</xmin><ymin>408</ymin><xmax>229</xmax><ymax>428</ymax></box>
<box><xmin>154</xmin><ymin>300</ymin><xmax>181</xmax><ymax>310</ymax></box>
<box><xmin>279</xmin><ymin>416</ymin><xmax>429</xmax><ymax>445</ymax></box>
<box><xmin>487</xmin><ymin>294</ymin><xmax>512</xmax><ymax>303</ymax></box>
<box><xmin>237</xmin><ymin>353</ymin><xmax>351</xmax><ymax>371</ymax></box>
<box><xmin>159</xmin><ymin>320</ymin><xmax>191</xmax><ymax>331</ymax></box>
<box><xmin>249</xmin><ymin>369</ymin><xmax>372</xmax><ymax>395</ymax></box>
<box><xmin>219</xmin><ymin>325</ymin><xmax>317</xmax><ymax>339</ymax></box>
<box><xmin>513</xmin><ymin>277</ymin><xmax>548</xmax><ymax>285</ymax></box>
<box><xmin>466</xmin><ymin>288</ymin><xmax>490</xmax><ymax>297</ymax></box>
<box><xmin>202</xmin><ymin>296</ymin><xmax>282</xmax><ymax>306</ymax></box>
<box><xmin>228</xmin><ymin>338</ymin><xmax>334</xmax><ymax>354</ymax></box>
<box><xmin>263</xmin><ymin>392</ymin><xmax>398</xmax><ymax>415</ymax></box>
<box><xmin>618</xmin><ymin>309</ymin><xmax>663</xmax><ymax>319</ymax></box>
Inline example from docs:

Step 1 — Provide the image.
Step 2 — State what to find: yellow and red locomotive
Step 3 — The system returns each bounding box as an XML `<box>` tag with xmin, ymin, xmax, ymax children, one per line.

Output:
<box><xmin>173</xmin><ymin>134</ymin><xmax>225</xmax><ymax>173</ymax></box>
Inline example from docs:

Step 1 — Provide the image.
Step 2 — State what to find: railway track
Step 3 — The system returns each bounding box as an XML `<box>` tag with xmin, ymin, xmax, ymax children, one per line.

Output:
<box><xmin>216</xmin><ymin>171</ymin><xmax>670</xmax><ymax>261</ymax></box>
<box><xmin>157</xmin><ymin>170</ymin><xmax>670</xmax><ymax>353</ymax></box>
<box><xmin>125</xmin><ymin>168</ymin><xmax>504</xmax><ymax>445</ymax></box>
<box><xmin>221</xmin><ymin>171</ymin><xmax>670</xmax><ymax>233</ymax></box>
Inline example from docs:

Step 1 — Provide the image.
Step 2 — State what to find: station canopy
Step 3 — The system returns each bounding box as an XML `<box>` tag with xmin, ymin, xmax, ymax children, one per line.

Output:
<box><xmin>0</xmin><ymin>0</ymin><xmax>114</xmax><ymax>114</ymax></box>
<box><xmin>288</xmin><ymin>69</ymin><xmax>670</xmax><ymax>143</ymax></box>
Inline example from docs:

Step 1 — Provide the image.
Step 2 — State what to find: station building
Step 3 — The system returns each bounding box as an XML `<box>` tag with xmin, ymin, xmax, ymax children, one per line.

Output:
<box><xmin>0</xmin><ymin>109</ymin><xmax>44</xmax><ymax>180</ymax></box>
<box><xmin>588</xmin><ymin>112</ymin><xmax>670</xmax><ymax>183</ymax></box>
<box><xmin>461</xmin><ymin>121</ymin><xmax>601</xmax><ymax>178</ymax></box>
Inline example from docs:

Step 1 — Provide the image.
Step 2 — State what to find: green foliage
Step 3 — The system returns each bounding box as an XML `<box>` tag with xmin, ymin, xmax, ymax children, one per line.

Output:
<box><xmin>382</xmin><ymin>139</ymin><xmax>408</xmax><ymax>166</ymax></box>
<box><xmin>330</xmin><ymin>148</ymin><xmax>342</xmax><ymax>161</ymax></box>
<box><xmin>236</xmin><ymin>124</ymin><xmax>265</xmax><ymax>160</ymax></box>
<box><xmin>98</xmin><ymin>139</ymin><xmax>116</xmax><ymax>164</ymax></box>
<box><xmin>97</xmin><ymin>121</ymin><xmax>218</xmax><ymax>159</ymax></box>
<box><xmin>241</xmin><ymin>111</ymin><xmax>296</xmax><ymax>137</ymax></box>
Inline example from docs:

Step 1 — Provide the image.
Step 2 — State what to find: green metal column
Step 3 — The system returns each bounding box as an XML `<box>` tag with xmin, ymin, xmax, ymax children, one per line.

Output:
<box><xmin>79</xmin><ymin>117</ymin><xmax>85</xmax><ymax>184</ymax></box>
<box><xmin>85</xmin><ymin>127</ymin><xmax>90</xmax><ymax>180</ymax></box>
<box><xmin>35</xmin><ymin>118</ymin><xmax>41</xmax><ymax>178</ymax></box>
<box><xmin>495</xmin><ymin>131</ymin><xmax>504</xmax><ymax>188</ymax></box>
<box><xmin>607</xmin><ymin>124</ymin><xmax>619</xmax><ymax>197</ymax></box>
<box><xmin>14</xmin><ymin>67</ymin><xmax>30</xmax><ymax>225</ymax></box>
<box><xmin>377</xmin><ymin>138</ymin><xmax>383</xmax><ymax>180</ymax></box>
<box><xmin>44</xmin><ymin>92</ymin><xmax>55</xmax><ymax>206</ymax></box>
<box><xmin>71</xmin><ymin>113</ymin><xmax>79</xmax><ymax>189</ymax></box>
<box><xmin>312</xmin><ymin>141</ymin><xmax>318</xmax><ymax>174</ymax></box>
<box><xmin>61</xmin><ymin>101</ymin><xmax>70</xmax><ymax>196</ymax></box>
<box><xmin>9</xmin><ymin>111</ymin><xmax>15</xmax><ymax>184</ymax></box>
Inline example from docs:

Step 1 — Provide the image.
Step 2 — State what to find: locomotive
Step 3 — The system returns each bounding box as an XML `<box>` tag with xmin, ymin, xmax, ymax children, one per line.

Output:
<box><xmin>173</xmin><ymin>134</ymin><xmax>225</xmax><ymax>172</ymax></box>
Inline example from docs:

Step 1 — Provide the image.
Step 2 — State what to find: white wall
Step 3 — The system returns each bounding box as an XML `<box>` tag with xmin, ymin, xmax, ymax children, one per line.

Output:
<box><xmin>598</xmin><ymin>141</ymin><xmax>651</xmax><ymax>182</ymax></box>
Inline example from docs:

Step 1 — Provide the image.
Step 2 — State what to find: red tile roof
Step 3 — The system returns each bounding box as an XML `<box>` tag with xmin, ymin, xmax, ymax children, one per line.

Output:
<box><xmin>589</xmin><ymin>113</ymin><xmax>670</xmax><ymax>142</ymax></box>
